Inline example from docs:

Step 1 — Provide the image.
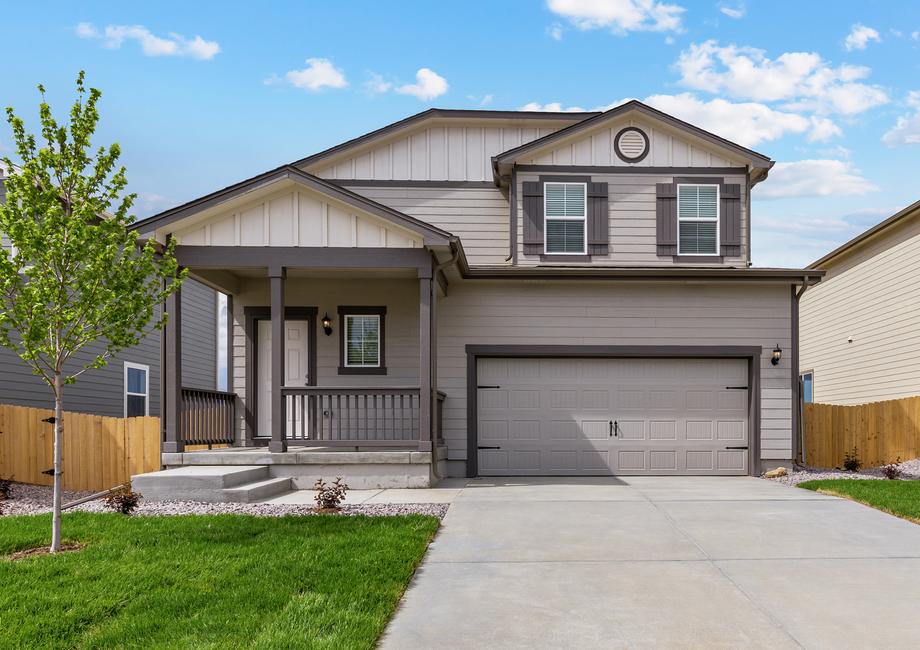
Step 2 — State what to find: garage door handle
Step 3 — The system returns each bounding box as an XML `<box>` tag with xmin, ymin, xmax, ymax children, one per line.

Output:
<box><xmin>610</xmin><ymin>420</ymin><xmax>618</xmax><ymax>438</ymax></box>
<box><xmin>478</xmin><ymin>445</ymin><xmax>501</xmax><ymax>450</ymax></box>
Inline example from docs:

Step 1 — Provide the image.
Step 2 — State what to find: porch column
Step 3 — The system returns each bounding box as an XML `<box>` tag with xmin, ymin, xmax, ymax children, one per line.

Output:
<box><xmin>269</xmin><ymin>266</ymin><xmax>287</xmax><ymax>453</ymax></box>
<box><xmin>162</xmin><ymin>278</ymin><xmax>183</xmax><ymax>453</ymax></box>
<box><xmin>418</xmin><ymin>273</ymin><xmax>432</xmax><ymax>451</ymax></box>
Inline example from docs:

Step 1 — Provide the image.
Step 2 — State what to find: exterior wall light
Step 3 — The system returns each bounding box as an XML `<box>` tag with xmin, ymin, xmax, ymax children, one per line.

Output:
<box><xmin>322</xmin><ymin>313</ymin><xmax>333</xmax><ymax>336</ymax></box>
<box><xmin>771</xmin><ymin>344</ymin><xmax>782</xmax><ymax>366</ymax></box>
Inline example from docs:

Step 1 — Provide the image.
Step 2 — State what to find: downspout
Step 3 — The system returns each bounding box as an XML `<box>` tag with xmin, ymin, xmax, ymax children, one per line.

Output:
<box><xmin>792</xmin><ymin>275</ymin><xmax>812</xmax><ymax>469</ymax></box>
<box><xmin>429</xmin><ymin>241</ymin><xmax>461</xmax><ymax>480</ymax></box>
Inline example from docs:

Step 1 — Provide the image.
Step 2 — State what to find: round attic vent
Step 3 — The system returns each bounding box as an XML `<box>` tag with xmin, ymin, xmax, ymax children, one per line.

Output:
<box><xmin>614</xmin><ymin>127</ymin><xmax>649</xmax><ymax>163</ymax></box>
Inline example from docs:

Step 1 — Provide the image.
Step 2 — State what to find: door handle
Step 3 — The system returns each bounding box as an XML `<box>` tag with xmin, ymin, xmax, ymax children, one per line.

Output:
<box><xmin>609</xmin><ymin>420</ymin><xmax>618</xmax><ymax>438</ymax></box>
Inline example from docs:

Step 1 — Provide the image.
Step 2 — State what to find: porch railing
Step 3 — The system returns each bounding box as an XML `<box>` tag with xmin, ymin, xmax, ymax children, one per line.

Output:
<box><xmin>282</xmin><ymin>387</ymin><xmax>422</xmax><ymax>446</ymax></box>
<box><xmin>180</xmin><ymin>387</ymin><xmax>236</xmax><ymax>447</ymax></box>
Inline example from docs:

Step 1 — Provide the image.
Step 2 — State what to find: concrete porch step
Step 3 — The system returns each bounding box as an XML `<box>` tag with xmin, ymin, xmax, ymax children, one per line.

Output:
<box><xmin>224</xmin><ymin>477</ymin><xmax>292</xmax><ymax>503</ymax></box>
<box><xmin>132</xmin><ymin>465</ymin><xmax>272</xmax><ymax>502</ymax></box>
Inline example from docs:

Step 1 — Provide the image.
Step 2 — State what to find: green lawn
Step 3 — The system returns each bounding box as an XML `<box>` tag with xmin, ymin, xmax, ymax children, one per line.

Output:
<box><xmin>0</xmin><ymin>512</ymin><xmax>439</xmax><ymax>649</ymax></box>
<box><xmin>798</xmin><ymin>479</ymin><xmax>920</xmax><ymax>523</ymax></box>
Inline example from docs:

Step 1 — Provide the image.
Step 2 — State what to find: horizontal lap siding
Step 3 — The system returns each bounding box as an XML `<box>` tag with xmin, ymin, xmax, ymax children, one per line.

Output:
<box><xmin>348</xmin><ymin>186</ymin><xmax>510</xmax><ymax>265</ymax></box>
<box><xmin>436</xmin><ymin>281</ymin><xmax>793</xmax><ymax>473</ymax></box>
<box><xmin>180</xmin><ymin>280</ymin><xmax>218</xmax><ymax>391</ymax></box>
<box><xmin>800</xmin><ymin>218</ymin><xmax>920</xmax><ymax>404</ymax></box>
<box><xmin>516</xmin><ymin>173</ymin><xmax>748</xmax><ymax>266</ymax></box>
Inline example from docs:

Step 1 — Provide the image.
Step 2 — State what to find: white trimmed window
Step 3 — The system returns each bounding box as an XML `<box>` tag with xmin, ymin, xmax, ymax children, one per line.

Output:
<box><xmin>544</xmin><ymin>182</ymin><xmax>587</xmax><ymax>254</ymax></box>
<box><xmin>344</xmin><ymin>315</ymin><xmax>381</xmax><ymax>367</ymax></box>
<box><xmin>124</xmin><ymin>362</ymin><xmax>150</xmax><ymax>417</ymax></box>
<box><xmin>677</xmin><ymin>184</ymin><xmax>719</xmax><ymax>255</ymax></box>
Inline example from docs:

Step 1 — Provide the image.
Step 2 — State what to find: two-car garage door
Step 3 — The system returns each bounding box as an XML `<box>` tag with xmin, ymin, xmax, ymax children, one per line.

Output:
<box><xmin>477</xmin><ymin>357</ymin><xmax>750</xmax><ymax>476</ymax></box>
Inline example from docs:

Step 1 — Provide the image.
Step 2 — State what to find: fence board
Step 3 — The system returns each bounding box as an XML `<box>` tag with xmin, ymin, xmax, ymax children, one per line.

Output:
<box><xmin>804</xmin><ymin>396</ymin><xmax>920</xmax><ymax>468</ymax></box>
<box><xmin>0</xmin><ymin>403</ymin><xmax>162</xmax><ymax>492</ymax></box>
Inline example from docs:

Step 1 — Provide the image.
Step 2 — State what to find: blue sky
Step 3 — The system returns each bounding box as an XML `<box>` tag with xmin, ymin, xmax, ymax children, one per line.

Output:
<box><xmin>2</xmin><ymin>0</ymin><xmax>919</xmax><ymax>267</ymax></box>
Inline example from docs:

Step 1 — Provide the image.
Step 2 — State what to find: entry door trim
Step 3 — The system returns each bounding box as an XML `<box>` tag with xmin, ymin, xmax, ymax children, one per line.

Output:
<box><xmin>245</xmin><ymin>306</ymin><xmax>318</xmax><ymax>441</ymax></box>
<box><xmin>465</xmin><ymin>345</ymin><xmax>762</xmax><ymax>478</ymax></box>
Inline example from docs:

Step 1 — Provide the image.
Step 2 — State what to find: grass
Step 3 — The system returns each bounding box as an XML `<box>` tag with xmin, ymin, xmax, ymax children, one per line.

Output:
<box><xmin>0</xmin><ymin>512</ymin><xmax>439</xmax><ymax>649</ymax></box>
<box><xmin>798</xmin><ymin>479</ymin><xmax>920</xmax><ymax>524</ymax></box>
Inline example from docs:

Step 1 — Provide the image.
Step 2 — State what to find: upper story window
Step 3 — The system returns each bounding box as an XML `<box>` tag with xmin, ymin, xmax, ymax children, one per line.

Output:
<box><xmin>677</xmin><ymin>184</ymin><xmax>719</xmax><ymax>256</ymax></box>
<box><xmin>544</xmin><ymin>182</ymin><xmax>587</xmax><ymax>255</ymax></box>
<box><xmin>124</xmin><ymin>362</ymin><xmax>150</xmax><ymax>417</ymax></box>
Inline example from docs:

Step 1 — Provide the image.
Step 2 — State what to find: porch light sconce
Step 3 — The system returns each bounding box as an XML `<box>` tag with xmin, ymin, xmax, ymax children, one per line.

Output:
<box><xmin>771</xmin><ymin>344</ymin><xmax>782</xmax><ymax>366</ymax></box>
<box><xmin>321</xmin><ymin>313</ymin><xmax>333</xmax><ymax>336</ymax></box>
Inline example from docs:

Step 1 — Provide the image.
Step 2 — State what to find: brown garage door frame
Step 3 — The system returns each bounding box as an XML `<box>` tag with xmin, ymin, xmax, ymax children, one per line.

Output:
<box><xmin>466</xmin><ymin>345</ymin><xmax>763</xmax><ymax>478</ymax></box>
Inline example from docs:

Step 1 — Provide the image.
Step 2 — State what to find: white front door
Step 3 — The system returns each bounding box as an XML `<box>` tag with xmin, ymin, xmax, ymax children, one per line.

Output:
<box><xmin>257</xmin><ymin>319</ymin><xmax>310</xmax><ymax>437</ymax></box>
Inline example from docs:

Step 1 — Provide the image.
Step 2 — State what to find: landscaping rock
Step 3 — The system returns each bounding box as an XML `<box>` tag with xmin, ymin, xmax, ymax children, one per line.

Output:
<box><xmin>763</xmin><ymin>467</ymin><xmax>788</xmax><ymax>478</ymax></box>
<box><xmin>764</xmin><ymin>457</ymin><xmax>920</xmax><ymax>486</ymax></box>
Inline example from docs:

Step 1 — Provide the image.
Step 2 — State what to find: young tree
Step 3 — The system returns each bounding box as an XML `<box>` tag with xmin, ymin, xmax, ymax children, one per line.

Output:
<box><xmin>0</xmin><ymin>72</ymin><xmax>184</xmax><ymax>551</ymax></box>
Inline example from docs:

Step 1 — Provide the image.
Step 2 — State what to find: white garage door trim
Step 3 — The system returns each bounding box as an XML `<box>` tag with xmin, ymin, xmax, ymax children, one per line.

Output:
<box><xmin>466</xmin><ymin>345</ymin><xmax>761</xmax><ymax>477</ymax></box>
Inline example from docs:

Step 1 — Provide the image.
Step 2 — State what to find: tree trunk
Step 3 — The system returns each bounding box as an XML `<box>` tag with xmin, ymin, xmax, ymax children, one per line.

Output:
<box><xmin>50</xmin><ymin>373</ymin><xmax>64</xmax><ymax>553</ymax></box>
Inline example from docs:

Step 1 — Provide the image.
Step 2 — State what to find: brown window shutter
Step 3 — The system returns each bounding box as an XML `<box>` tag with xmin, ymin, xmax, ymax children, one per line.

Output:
<box><xmin>522</xmin><ymin>181</ymin><xmax>543</xmax><ymax>256</ymax></box>
<box><xmin>720</xmin><ymin>183</ymin><xmax>742</xmax><ymax>257</ymax></box>
<box><xmin>656</xmin><ymin>183</ymin><xmax>677</xmax><ymax>256</ymax></box>
<box><xmin>587</xmin><ymin>182</ymin><xmax>609</xmax><ymax>255</ymax></box>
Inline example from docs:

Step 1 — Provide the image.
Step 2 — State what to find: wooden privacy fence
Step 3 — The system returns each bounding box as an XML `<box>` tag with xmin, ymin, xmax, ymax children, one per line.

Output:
<box><xmin>0</xmin><ymin>404</ymin><xmax>161</xmax><ymax>492</ymax></box>
<box><xmin>804</xmin><ymin>396</ymin><xmax>920</xmax><ymax>468</ymax></box>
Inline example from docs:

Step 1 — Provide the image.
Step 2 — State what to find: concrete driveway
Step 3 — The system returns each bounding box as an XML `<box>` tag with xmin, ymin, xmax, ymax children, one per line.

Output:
<box><xmin>381</xmin><ymin>477</ymin><xmax>920</xmax><ymax>649</ymax></box>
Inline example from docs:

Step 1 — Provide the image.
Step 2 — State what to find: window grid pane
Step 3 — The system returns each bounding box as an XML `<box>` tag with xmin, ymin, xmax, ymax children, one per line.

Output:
<box><xmin>127</xmin><ymin>367</ymin><xmax>146</xmax><ymax>394</ymax></box>
<box><xmin>545</xmin><ymin>219</ymin><xmax>585</xmax><ymax>253</ymax></box>
<box><xmin>126</xmin><ymin>395</ymin><xmax>146</xmax><ymax>417</ymax></box>
<box><xmin>678</xmin><ymin>185</ymin><xmax>718</xmax><ymax>220</ymax></box>
<box><xmin>345</xmin><ymin>315</ymin><xmax>380</xmax><ymax>366</ymax></box>
<box><xmin>545</xmin><ymin>183</ymin><xmax>585</xmax><ymax>218</ymax></box>
<box><xmin>679</xmin><ymin>221</ymin><xmax>717</xmax><ymax>255</ymax></box>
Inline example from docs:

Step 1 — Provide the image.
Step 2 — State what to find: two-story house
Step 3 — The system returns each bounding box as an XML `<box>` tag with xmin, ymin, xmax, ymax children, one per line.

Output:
<box><xmin>131</xmin><ymin>100</ymin><xmax>821</xmax><ymax>498</ymax></box>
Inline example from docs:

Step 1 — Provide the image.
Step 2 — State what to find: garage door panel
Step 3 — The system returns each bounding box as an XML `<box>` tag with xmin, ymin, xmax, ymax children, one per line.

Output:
<box><xmin>478</xmin><ymin>358</ymin><xmax>749</xmax><ymax>476</ymax></box>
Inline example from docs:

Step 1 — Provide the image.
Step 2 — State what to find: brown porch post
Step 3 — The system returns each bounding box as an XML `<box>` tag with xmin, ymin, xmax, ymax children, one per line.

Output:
<box><xmin>418</xmin><ymin>272</ymin><xmax>432</xmax><ymax>451</ymax></box>
<box><xmin>162</xmin><ymin>277</ymin><xmax>183</xmax><ymax>453</ymax></box>
<box><xmin>430</xmin><ymin>271</ymin><xmax>439</xmax><ymax>446</ymax></box>
<box><xmin>269</xmin><ymin>266</ymin><xmax>287</xmax><ymax>452</ymax></box>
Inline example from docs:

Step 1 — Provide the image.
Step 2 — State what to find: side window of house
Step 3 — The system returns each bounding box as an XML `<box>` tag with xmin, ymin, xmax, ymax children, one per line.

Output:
<box><xmin>338</xmin><ymin>307</ymin><xmax>386</xmax><ymax>375</ymax></box>
<box><xmin>801</xmin><ymin>372</ymin><xmax>814</xmax><ymax>404</ymax></box>
<box><xmin>124</xmin><ymin>362</ymin><xmax>150</xmax><ymax>417</ymax></box>
<box><xmin>677</xmin><ymin>184</ymin><xmax>719</xmax><ymax>255</ymax></box>
<box><xmin>544</xmin><ymin>182</ymin><xmax>586</xmax><ymax>255</ymax></box>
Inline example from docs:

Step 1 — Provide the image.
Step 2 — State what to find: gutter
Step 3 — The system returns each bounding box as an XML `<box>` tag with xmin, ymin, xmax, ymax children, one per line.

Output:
<box><xmin>792</xmin><ymin>274</ymin><xmax>818</xmax><ymax>468</ymax></box>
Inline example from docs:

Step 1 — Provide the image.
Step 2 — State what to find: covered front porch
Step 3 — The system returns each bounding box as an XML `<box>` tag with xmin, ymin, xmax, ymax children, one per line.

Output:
<box><xmin>134</xmin><ymin>167</ymin><xmax>459</xmax><ymax>494</ymax></box>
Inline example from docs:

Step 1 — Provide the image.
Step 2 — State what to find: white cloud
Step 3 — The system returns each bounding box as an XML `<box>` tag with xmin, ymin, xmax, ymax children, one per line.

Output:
<box><xmin>547</xmin><ymin>0</ymin><xmax>685</xmax><ymax>34</ymax></box>
<box><xmin>718</xmin><ymin>3</ymin><xmax>745</xmax><ymax>19</ymax></box>
<box><xmin>284</xmin><ymin>58</ymin><xmax>348</xmax><ymax>91</ymax></box>
<box><xmin>844</xmin><ymin>24</ymin><xmax>881</xmax><ymax>51</ymax></box>
<box><xmin>364</xmin><ymin>73</ymin><xmax>393</xmax><ymax>94</ymax></box>
<box><xmin>396</xmin><ymin>68</ymin><xmax>449</xmax><ymax>101</ymax></box>
<box><xmin>519</xmin><ymin>93</ymin><xmax>840</xmax><ymax>146</ymax></box>
<box><xmin>75</xmin><ymin>22</ymin><xmax>220</xmax><ymax>60</ymax></box>
<box><xmin>881</xmin><ymin>91</ymin><xmax>920</xmax><ymax>146</ymax></box>
<box><xmin>479</xmin><ymin>94</ymin><xmax>494</xmax><ymax>107</ymax></box>
<box><xmin>675</xmin><ymin>40</ymin><xmax>888</xmax><ymax>114</ymax></box>
<box><xmin>913</xmin><ymin>31</ymin><xmax>920</xmax><ymax>41</ymax></box>
<box><xmin>756</xmin><ymin>159</ymin><xmax>878</xmax><ymax>199</ymax></box>
<box><xmin>547</xmin><ymin>23</ymin><xmax>564</xmax><ymax>40</ymax></box>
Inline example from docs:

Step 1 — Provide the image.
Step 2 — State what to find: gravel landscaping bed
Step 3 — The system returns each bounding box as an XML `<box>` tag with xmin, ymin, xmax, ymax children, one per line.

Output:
<box><xmin>0</xmin><ymin>482</ymin><xmax>449</xmax><ymax>519</ymax></box>
<box><xmin>766</xmin><ymin>457</ymin><xmax>920</xmax><ymax>486</ymax></box>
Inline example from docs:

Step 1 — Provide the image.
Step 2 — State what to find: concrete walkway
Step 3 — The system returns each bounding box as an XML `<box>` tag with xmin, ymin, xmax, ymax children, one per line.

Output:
<box><xmin>380</xmin><ymin>476</ymin><xmax>920</xmax><ymax>649</ymax></box>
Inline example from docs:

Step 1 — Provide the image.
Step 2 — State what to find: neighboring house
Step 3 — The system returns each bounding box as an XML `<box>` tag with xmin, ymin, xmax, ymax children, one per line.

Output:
<box><xmin>0</xmin><ymin>167</ymin><xmax>220</xmax><ymax>417</ymax></box>
<box><xmin>800</xmin><ymin>200</ymin><xmax>920</xmax><ymax>405</ymax></box>
<box><xmin>132</xmin><ymin>100</ymin><xmax>820</xmax><ymax>484</ymax></box>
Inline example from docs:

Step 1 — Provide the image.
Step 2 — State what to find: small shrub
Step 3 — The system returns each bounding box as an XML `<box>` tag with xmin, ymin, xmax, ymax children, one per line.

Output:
<box><xmin>0</xmin><ymin>479</ymin><xmax>12</xmax><ymax>501</ymax></box>
<box><xmin>882</xmin><ymin>458</ymin><xmax>903</xmax><ymax>480</ymax></box>
<box><xmin>104</xmin><ymin>486</ymin><xmax>142</xmax><ymax>515</ymax></box>
<box><xmin>842</xmin><ymin>447</ymin><xmax>861</xmax><ymax>472</ymax></box>
<box><xmin>314</xmin><ymin>477</ymin><xmax>349</xmax><ymax>511</ymax></box>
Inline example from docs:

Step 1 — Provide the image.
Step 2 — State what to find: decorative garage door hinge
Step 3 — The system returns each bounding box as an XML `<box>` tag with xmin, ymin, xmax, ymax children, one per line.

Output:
<box><xmin>477</xmin><ymin>385</ymin><xmax>501</xmax><ymax>389</ymax></box>
<box><xmin>725</xmin><ymin>386</ymin><xmax>749</xmax><ymax>390</ymax></box>
<box><xmin>478</xmin><ymin>446</ymin><xmax>501</xmax><ymax>450</ymax></box>
<box><xmin>724</xmin><ymin>446</ymin><xmax>749</xmax><ymax>450</ymax></box>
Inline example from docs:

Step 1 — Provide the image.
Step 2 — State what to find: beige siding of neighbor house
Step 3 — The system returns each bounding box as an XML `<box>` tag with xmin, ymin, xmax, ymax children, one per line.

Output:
<box><xmin>171</xmin><ymin>187</ymin><xmax>421</xmax><ymax>249</ymax></box>
<box><xmin>310</xmin><ymin>122</ymin><xmax>573</xmax><ymax>182</ymax></box>
<box><xmin>436</xmin><ymin>281</ymin><xmax>793</xmax><ymax>475</ymax></box>
<box><xmin>519</xmin><ymin>116</ymin><xmax>746</xmax><ymax>168</ymax></box>
<box><xmin>230</xmin><ymin>277</ymin><xmax>422</xmax><ymax>441</ymax></box>
<box><xmin>516</xmin><ymin>171</ymin><xmax>749</xmax><ymax>266</ymax></box>
<box><xmin>800</xmin><ymin>216</ymin><xmax>920</xmax><ymax>404</ymax></box>
<box><xmin>346</xmin><ymin>185</ymin><xmax>511</xmax><ymax>265</ymax></box>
